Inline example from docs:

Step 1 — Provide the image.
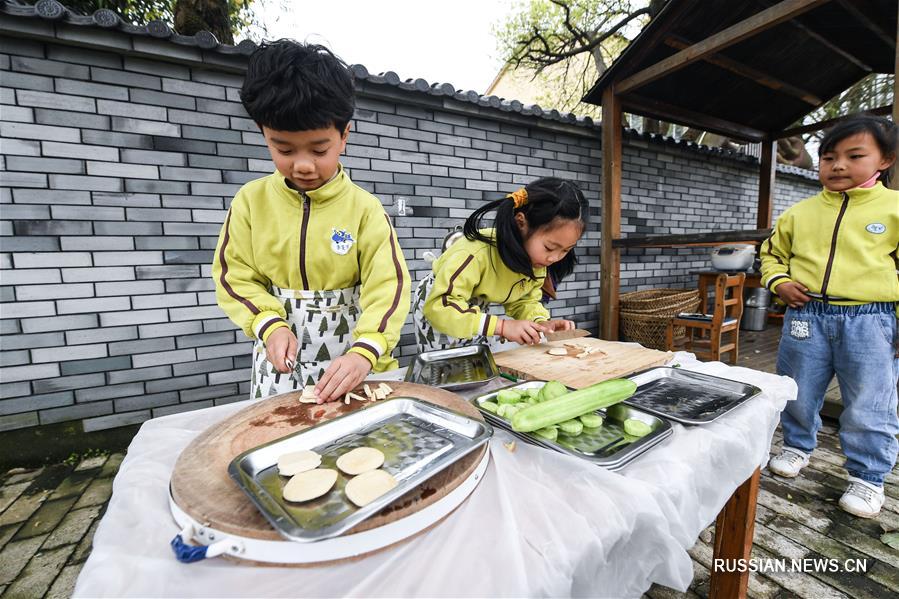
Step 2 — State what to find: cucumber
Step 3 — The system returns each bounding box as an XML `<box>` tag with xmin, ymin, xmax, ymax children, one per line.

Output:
<box><xmin>511</xmin><ymin>379</ymin><xmax>638</xmax><ymax>433</ymax></box>
<box><xmin>559</xmin><ymin>419</ymin><xmax>583</xmax><ymax>436</ymax></box>
<box><xmin>579</xmin><ymin>413</ymin><xmax>603</xmax><ymax>428</ymax></box>
<box><xmin>480</xmin><ymin>401</ymin><xmax>499</xmax><ymax>414</ymax></box>
<box><xmin>623</xmin><ymin>418</ymin><xmax>652</xmax><ymax>438</ymax></box>
<box><xmin>497</xmin><ymin>389</ymin><xmax>522</xmax><ymax>404</ymax></box>
<box><xmin>534</xmin><ymin>426</ymin><xmax>558</xmax><ymax>441</ymax></box>
<box><xmin>527</xmin><ymin>388</ymin><xmax>541</xmax><ymax>400</ymax></box>
<box><xmin>538</xmin><ymin>380</ymin><xmax>567</xmax><ymax>402</ymax></box>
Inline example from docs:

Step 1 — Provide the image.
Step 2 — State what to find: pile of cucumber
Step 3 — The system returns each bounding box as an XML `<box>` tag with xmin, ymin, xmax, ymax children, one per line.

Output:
<box><xmin>479</xmin><ymin>379</ymin><xmax>651</xmax><ymax>443</ymax></box>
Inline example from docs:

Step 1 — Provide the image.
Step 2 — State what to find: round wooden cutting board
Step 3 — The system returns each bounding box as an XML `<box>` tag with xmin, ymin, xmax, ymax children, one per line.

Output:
<box><xmin>170</xmin><ymin>381</ymin><xmax>487</xmax><ymax>562</ymax></box>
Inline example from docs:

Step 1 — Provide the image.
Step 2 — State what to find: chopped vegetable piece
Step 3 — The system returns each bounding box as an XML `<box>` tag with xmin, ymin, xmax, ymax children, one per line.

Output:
<box><xmin>538</xmin><ymin>380</ymin><xmax>567</xmax><ymax>402</ymax></box>
<box><xmin>623</xmin><ymin>418</ymin><xmax>652</xmax><ymax>438</ymax></box>
<box><xmin>559</xmin><ymin>419</ymin><xmax>583</xmax><ymax>436</ymax></box>
<box><xmin>480</xmin><ymin>401</ymin><xmax>499</xmax><ymax>414</ymax></box>
<box><xmin>497</xmin><ymin>389</ymin><xmax>523</xmax><ymax>404</ymax></box>
<box><xmin>579</xmin><ymin>413</ymin><xmax>603</xmax><ymax>428</ymax></box>
<box><xmin>503</xmin><ymin>441</ymin><xmax>517</xmax><ymax>453</ymax></box>
<box><xmin>527</xmin><ymin>388</ymin><xmax>541</xmax><ymax>400</ymax></box>
<box><xmin>534</xmin><ymin>426</ymin><xmax>558</xmax><ymax>441</ymax></box>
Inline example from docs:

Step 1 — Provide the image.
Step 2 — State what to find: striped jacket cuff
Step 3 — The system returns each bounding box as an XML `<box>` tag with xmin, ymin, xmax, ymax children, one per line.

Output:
<box><xmin>254</xmin><ymin>315</ymin><xmax>288</xmax><ymax>343</ymax></box>
<box><xmin>480</xmin><ymin>314</ymin><xmax>499</xmax><ymax>337</ymax></box>
<box><xmin>349</xmin><ymin>338</ymin><xmax>383</xmax><ymax>368</ymax></box>
<box><xmin>764</xmin><ymin>274</ymin><xmax>791</xmax><ymax>293</ymax></box>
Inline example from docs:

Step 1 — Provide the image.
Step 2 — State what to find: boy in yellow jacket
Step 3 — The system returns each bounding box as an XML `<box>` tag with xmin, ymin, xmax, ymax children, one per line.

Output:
<box><xmin>761</xmin><ymin>116</ymin><xmax>898</xmax><ymax>518</ymax></box>
<box><xmin>212</xmin><ymin>40</ymin><xmax>410</xmax><ymax>403</ymax></box>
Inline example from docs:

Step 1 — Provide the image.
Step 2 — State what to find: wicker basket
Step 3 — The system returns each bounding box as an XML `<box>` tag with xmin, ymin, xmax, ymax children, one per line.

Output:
<box><xmin>619</xmin><ymin>289</ymin><xmax>701</xmax><ymax>350</ymax></box>
<box><xmin>619</xmin><ymin>288</ymin><xmax>701</xmax><ymax>314</ymax></box>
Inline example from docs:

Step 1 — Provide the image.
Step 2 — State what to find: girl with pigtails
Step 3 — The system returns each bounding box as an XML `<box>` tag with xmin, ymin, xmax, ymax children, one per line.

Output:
<box><xmin>412</xmin><ymin>177</ymin><xmax>588</xmax><ymax>352</ymax></box>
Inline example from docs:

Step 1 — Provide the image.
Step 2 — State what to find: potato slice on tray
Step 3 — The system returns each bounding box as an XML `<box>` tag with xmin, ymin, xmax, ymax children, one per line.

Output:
<box><xmin>345</xmin><ymin>470</ymin><xmax>398</xmax><ymax>507</ymax></box>
<box><xmin>277</xmin><ymin>450</ymin><xmax>322</xmax><ymax>476</ymax></box>
<box><xmin>336</xmin><ymin>447</ymin><xmax>385</xmax><ymax>476</ymax></box>
<box><xmin>283</xmin><ymin>468</ymin><xmax>338</xmax><ymax>502</ymax></box>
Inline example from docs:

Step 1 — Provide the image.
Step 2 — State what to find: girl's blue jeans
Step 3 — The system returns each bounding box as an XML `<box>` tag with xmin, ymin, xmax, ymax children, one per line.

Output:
<box><xmin>776</xmin><ymin>301</ymin><xmax>898</xmax><ymax>486</ymax></box>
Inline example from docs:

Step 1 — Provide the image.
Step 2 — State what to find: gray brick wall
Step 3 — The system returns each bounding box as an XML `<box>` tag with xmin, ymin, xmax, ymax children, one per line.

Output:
<box><xmin>0</xmin><ymin>31</ymin><xmax>820</xmax><ymax>433</ymax></box>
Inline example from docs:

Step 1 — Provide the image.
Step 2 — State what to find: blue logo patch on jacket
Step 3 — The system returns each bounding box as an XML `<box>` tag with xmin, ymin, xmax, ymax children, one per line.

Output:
<box><xmin>330</xmin><ymin>228</ymin><xmax>355</xmax><ymax>255</ymax></box>
<box><xmin>865</xmin><ymin>223</ymin><xmax>886</xmax><ymax>234</ymax></box>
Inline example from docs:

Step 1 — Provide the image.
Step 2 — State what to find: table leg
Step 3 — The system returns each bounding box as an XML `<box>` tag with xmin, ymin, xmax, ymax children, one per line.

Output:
<box><xmin>709</xmin><ymin>466</ymin><xmax>761</xmax><ymax>599</ymax></box>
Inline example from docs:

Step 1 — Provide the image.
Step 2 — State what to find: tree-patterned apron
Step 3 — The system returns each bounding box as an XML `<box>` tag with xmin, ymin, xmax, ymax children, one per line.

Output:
<box><xmin>251</xmin><ymin>285</ymin><xmax>360</xmax><ymax>399</ymax></box>
<box><xmin>411</xmin><ymin>273</ymin><xmax>510</xmax><ymax>354</ymax></box>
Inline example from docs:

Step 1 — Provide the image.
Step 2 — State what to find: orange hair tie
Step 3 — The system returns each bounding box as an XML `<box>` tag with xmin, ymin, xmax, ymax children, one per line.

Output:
<box><xmin>508</xmin><ymin>188</ymin><xmax>528</xmax><ymax>208</ymax></box>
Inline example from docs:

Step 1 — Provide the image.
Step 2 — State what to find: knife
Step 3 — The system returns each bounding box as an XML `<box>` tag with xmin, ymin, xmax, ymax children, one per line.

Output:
<box><xmin>544</xmin><ymin>329</ymin><xmax>591</xmax><ymax>342</ymax></box>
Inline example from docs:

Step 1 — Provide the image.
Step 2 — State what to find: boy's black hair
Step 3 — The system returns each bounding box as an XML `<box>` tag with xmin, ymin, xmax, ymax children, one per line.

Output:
<box><xmin>463</xmin><ymin>177</ymin><xmax>588</xmax><ymax>282</ymax></box>
<box><xmin>240</xmin><ymin>39</ymin><xmax>355</xmax><ymax>132</ymax></box>
<box><xmin>819</xmin><ymin>115</ymin><xmax>898</xmax><ymax>184</ymax></box>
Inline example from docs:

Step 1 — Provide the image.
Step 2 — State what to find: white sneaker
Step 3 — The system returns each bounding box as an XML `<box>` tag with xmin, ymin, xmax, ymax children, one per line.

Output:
<box><xmin>839</xmin><ymin>477</ymin><xmax>885</xmax><ymax>518</ymax></box>
<box><xmin>768</xmin><ymin>447</ymin><xmax>810</xmax><ymax>477</ymax></box>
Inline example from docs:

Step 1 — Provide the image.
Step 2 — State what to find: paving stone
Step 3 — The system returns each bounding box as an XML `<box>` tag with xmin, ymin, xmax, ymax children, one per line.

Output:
<box><xmin>74</xmin><ymin>456</ymin><xmax>107</xmax><ymax>473</ymax></box>
<box><xmin>98</xmin><ymin>453</ymin><xmax>124</xmax><ymax>479</ymax></box>
<box><xmin>69</xmin><ymin>518</ymin><xmax>98</xmax><ymax>565</ymax></box>
<box><xmin>12</xmin><ymin>497</ymin><xmax>78</xmax><ymax>540</ymax></box>
<box><xmin>0</xmin><ymin>523</ymin><xmax>20</xmax><ymax>552</ymax></box>
<box><xmin>72</xmin><ymin>478</ymin><xmax>112</xmax><ymax>509</ymax></box>
<box><xmin>45</xmin><ymin>563</ymin><xmax>80</xmax><ymax>599</ymax></box>
<box><xmin>2</xmin><ymin>543</ymin><xmax>75</xmax><ymax>598</ymax></box>
<box><xmin>0</xmin><ymin>534</ymin><xmax>46</xmax><ymax>586</ymax></box>
<box><xmin>0</xmin><ymin>482</ymin><xmax>31</xmax><ymax>515</ymax></box>
<box><xmin>48</xmin><ymin>470</ymin><xmax>97</xmax><ymax>501</ymax></box>
<box><xmin>0</xmin><ymin>490</ymin><xmax>49</xmax><ymax>527</ymax></box>
<box><xmin>43</xmin><ymin>505</ymin><xmax>102</xmax><ymax>550</ymax></box>
<box><xmin>1</xmin><ymin>468</ymin><xmax>43</xmax><ymax>486</ymax></box>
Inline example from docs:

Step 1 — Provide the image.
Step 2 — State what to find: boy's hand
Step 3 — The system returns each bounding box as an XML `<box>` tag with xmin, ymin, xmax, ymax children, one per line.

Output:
<box><xmin>315</xmin><ymin>352</ymin><xmax>372</xmax><ymax>403</ymax></box>
<box><xmin>543</xmin><ymin>319</ymin><xmax>575</xmax><ymax>332</ymax></box>
<box><xmin>776</xmin><ymin>281</ymin><xmax>811</xmax><ymax>309</ymax></box>
<box><xmin>265</xmin><ymin>327</ymin><xmax>298</xmax><ymax>374</ymax></box>
<box><xmin>498</xmin><ymin>319</ymin><xmax>544</xmax><ymax>345</ymax></box>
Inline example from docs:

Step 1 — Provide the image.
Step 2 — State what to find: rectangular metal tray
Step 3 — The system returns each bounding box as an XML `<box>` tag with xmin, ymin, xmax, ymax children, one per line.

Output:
<box><xmin>624</xmin><ymin>367</ymin><xmax>762</xmax><ymax>425</ymax></box>
<box><xmin>404</xmin><ymin>344</ymin><xmax>499</xmax><ymax>390</ymax></box>
<box><xmin>228</xmin><ymin>398</ymin><xmax>492</xmax><ymax>542</ymax></box>
<box><xmin>472</xmin><ymin>381</ymin><xmax>673</xmax><ymax>471</ymax></box>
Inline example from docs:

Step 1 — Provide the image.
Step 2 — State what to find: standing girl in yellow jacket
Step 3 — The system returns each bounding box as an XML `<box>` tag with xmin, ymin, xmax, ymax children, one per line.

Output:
<box><xmin>762</xmin><ymin>116</ymin><xmax>898</xmax><ymax>519</ymax></box>
<box><xmin>413</xmin><ymin>177</ymin><xmax>587</xmax><ymax>351</ymax></box>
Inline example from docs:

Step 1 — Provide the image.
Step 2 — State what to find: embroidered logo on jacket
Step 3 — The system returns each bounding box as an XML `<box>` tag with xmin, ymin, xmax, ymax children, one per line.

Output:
<box><xmin>330</xmin><ymin>228</ymin><xmax>355</xmax><ymax>255</ymax></box>
<box><xmin>865</xmin><ymin>223</ymin><xmax>886</xmax><ymax>234</ymax></box>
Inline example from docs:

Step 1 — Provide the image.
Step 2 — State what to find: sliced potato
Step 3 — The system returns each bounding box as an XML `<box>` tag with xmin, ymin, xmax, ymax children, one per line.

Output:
<box><xmin>547</xmin><ymin>348</ymin><xmax>568</xmax><ymax>356</ymax></box>
<box><xmin>345</xmin><ymin>469</ymin><xmax>398</xmax><ymax>507</ymax></box>
<box><xmin>277</xmin><ymin>450</ymin><xmax>322</xmax><ymax>476</ymax></box>
<box><xmin>282</xmin><ymin>468</ymin><xmax>337</xmax><ymax>502</ymax></box>
<box><xmin>336</xmin><ymin>447</ymin><xmax>385</xmax><ymax>475</ymax></box>
<box><xmin>299</xmin><ymin>385</ymin><xmax>318</xmax><ymax>404</ymax></box>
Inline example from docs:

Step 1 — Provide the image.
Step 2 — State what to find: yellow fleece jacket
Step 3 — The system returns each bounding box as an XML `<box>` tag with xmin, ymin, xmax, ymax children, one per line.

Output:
<box><xmin>760</xmin><ymin>182</ymin><xmax>899</xmax><ymax>316</ymax></box>
<box><xmin>423</xmin><ymin>230</ymin><xmax>551</xmax><ymax>339</ymax></box>
<box><xmin>212</xmin><ymin>165</ymin><xmax>411</xmax><ymax>370</ymax></box>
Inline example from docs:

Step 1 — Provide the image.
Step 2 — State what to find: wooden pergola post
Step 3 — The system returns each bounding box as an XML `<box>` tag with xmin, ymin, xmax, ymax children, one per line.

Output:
<box><xmin>600</xmin><ymin>86</ymin><xmax>623</xmax><ymax>341</ymax></box>
<box><xmin>757</xmin><ymin>138</ymin><xmax>777</xmax><ymax>229</ymax></box>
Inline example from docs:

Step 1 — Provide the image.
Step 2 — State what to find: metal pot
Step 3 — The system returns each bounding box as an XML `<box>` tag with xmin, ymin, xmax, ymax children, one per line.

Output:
<box><xmin>710</xmin><ymin>244</ymin><xmax>755</xmax><ymax>271</ymax></box>
<box><xmin>441</xmin><ymin>226</ymin><xmax>465</xmax><ymax>252</ymax></box>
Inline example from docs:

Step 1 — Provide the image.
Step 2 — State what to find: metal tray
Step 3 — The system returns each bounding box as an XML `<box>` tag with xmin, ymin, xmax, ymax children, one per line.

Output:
<box><xmin>624</xmin><ymin>367</ymin><xmax>762</xmax><ymax>425</ymax></box>
<box><xmin>404</xmin><ymin>344</ymin><xmax>499</xmax><ymax>390</ymax></box>
<box><xmin>228</xmin><ymin>398</ymin><xmax>492</xmax><ymax>542</ymax></box>
<box><xmin>472</xmin><ymin>381</ymin><xmax>673</xmax><ymax>471</ymax></box>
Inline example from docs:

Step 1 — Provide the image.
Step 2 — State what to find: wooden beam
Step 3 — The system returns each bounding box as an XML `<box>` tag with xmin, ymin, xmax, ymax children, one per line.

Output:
<box><xmin>837</xmin><ymin>0</ymin><xmax>896</xmax><ymax>48</ymax></box>
<box><xmin>622</xmin><ymin>95</ymin><xmax>766</xmax><ymax>141</ymax></box>
<box><xmin>753</xmin><ymin>0</ymin><xmax>872</xmax><ymax>71</ymax></box>
<box><xmin>617</xmin><ymin>0</ymin><xmax>832</xmax><ymax>95</ymax></box>
<box><xmin>777</xmin><ymin>104</ymin><xmax>893</xmax><ymax>138</ymax></box>
<box><xmin>600</xmin><ymin>86</ymin><xmax>622</xmax><ymax>341</ymax></box>
<box><xmin>612</xmin><ymin>229</ymin><xmax>773</xmax><ymax>249</ymax></box>
<box><xmin>663</xmin><ymin>35</ymin><xmax>821</xmax><ymax>105</ymax></box>
<box><xmin>757</xmin><ymin>139</ymin><xmax>776</xmax><ymax>229</ymax></box>
<box><xmin>891</xmin><ymin>14</ymin><xmax>899</xmax><ymax>191</ymax></box>
<box><xmin>709</xmin><ymin>468</ymin><xmax>761</xmax><ymax>599</ymax></box>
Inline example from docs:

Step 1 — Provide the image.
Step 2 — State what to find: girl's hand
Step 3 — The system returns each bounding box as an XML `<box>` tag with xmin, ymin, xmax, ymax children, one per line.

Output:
<box><xmin>315</xmin><ymin>353</ymin><xmax>372</xmax><ymax>403</ymax></box>
<box><xmin>265</xmin><ymin>327</ymin><xmax>298</xmax><ymax>373</ymax></box>
<box><xmin>776</xmin><ymin>281</ymin><xmax>811</xmax><ymax>309</ymax></box>
<box><xmin>543</xmin><ymin>319</ymin><xmax>575</xmax><ymax>332</ymax></box>
<box><xmin>498</xmin><ymin>319</ymin><xmax>544</xmax><ymax>345</ymax></box>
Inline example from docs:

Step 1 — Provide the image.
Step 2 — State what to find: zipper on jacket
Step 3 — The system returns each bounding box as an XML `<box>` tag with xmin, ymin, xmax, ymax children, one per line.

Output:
<box><xmin>299</xmin><ymin>192</ymin><xmax>310</xmax><ymax>289</ymax></box>
<box><xmin>820</xmin><ymin>192</ymin><xmax>849</xmax><ymax>301</ymax></box>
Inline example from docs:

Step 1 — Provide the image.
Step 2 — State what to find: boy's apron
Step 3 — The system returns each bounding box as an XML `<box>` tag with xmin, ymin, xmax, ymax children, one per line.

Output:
<box><xmin>411</xmin><ymin>274</ymin><xmax>509</xmax><ymax>354</ymax></box>
<box><xmin>251</xmin><ymin>285</ymin><xmax>360</xmax><ymax>399</ymax></box>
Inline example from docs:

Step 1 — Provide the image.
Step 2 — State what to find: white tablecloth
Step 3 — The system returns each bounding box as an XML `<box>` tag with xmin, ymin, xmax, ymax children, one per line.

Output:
<box><xmin>74</xmin><ymin>352</ymin><xmax>795</xmax><ymax>598</ymax></box>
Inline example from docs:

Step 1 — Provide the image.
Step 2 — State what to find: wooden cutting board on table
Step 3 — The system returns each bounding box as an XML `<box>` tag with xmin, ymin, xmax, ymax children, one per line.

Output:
<box><xmin>170</xmin><ymin>381</ymin><xmax>486</xmax><ymax>566</ymax></box>
<box><xmin>494</xmin><ymin>337</ymin><xmax>672</xmax><ymax>389</ymax></box>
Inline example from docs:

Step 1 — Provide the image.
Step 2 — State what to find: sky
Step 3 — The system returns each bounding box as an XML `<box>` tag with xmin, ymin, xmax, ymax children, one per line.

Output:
<box><xmin>255</xmin><ymin>0</ymin><xmax>518</xmax><ymax>94</ymax></box>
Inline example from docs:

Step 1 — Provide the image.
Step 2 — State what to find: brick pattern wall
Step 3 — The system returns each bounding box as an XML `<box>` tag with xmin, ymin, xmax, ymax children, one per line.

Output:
<box><xmin>0</xmin><ymin>33</ymin><xmax>820</xmax><ymax>433</ymax></box>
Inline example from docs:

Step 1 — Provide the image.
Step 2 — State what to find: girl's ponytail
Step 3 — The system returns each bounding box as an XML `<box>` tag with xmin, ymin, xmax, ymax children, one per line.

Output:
<box><xmin>462</xmin><ymin>177</ymin><xmax>587</xmax><ymax>280</ymax></box>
